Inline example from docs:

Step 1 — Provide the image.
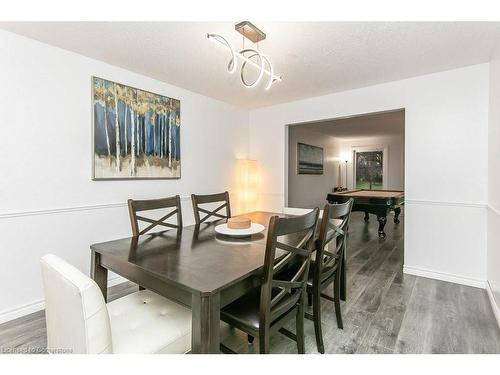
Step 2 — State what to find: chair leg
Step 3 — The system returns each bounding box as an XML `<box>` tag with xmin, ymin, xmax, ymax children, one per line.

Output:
<box><xmin>247</xmin><ymin>334</ymin><xmax>254</xmax><ymax>344</ymax></box>
<box><xmin>296</xmin><ymin>300</ymin><xmax>305</xmax><ymax>354</ymax></box>
<box><xmin>259</xmin><ymin>334</ymin><xmax>269</xmax><ymax>354</ymax></box>
<box><xmin>333</xmin><ymin>280</ymin><xmax>343</xmax><ymax>329</ymax></box>
<box><xmin>312</xmin><ymin>287</ymin><xmax>325</xmax><ymax>353</ymax></box>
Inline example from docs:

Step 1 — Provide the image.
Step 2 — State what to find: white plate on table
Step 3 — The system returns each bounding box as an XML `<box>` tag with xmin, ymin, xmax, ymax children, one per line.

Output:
<box><xmin>214</xmin><ymin>223</ymin><xmax>265</xmax><ymax>237</ymax></box>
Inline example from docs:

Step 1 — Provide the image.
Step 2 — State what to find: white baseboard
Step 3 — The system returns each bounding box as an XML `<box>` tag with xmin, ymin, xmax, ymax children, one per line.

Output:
<box><xmin>0</xmin><ymin>299</ymin><xmax>45</xmax><ymax>325</ymax></box>
<box><xmin>486</xmin><ymin>281</ymin><xmax>500</xmax><ymax>329</ymax></box>
<box><xmin>0</xmin><ymin>275</ymin><xmax>130</xmax><ymax>325</ymax></box>
<box><xmin>403</xmin><ymin>265</ymin><xmax>486</xmax><ymax>289</ymax></box>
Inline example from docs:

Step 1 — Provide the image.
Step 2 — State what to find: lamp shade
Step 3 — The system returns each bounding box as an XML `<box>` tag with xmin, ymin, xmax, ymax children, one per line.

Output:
<box><xmin>236</xmin><ymin>159</ymin><xmax>259</xmax><ymax>213</ymax></box>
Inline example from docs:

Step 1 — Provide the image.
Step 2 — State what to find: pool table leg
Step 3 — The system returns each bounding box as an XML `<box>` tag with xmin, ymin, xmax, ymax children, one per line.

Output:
<box><xmin>394</xmin><ymin>207</ymin><xmax>401</xmax><ymax>224</ymax></box>
<box><xmin>377</xmin><ymin>216</ymin><xmax>387</xmax><ymax>239</ymax></box>
<box><xmin>364</xmin><ymin>212</ymin><xmax>370</xmax><ymax>222</ymax></box>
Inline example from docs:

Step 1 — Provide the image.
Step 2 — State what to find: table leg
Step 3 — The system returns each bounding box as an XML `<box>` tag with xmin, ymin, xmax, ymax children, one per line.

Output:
<box><xmin>394</xmin><ymin>207</ymin><xmax>401</xmax><ymax>224</ymax></box>
<box><xmin>377</xmin><ymin>216</ymin><xmax>387</xmax><ymax>239</ymax></box>
<box><xmin>191</xmin><ymin>293</ymin><xmax>221</xmax><ymax>353</ymax></box>
<box><xmin>91</xmin><ymin>251</ymin><xmax>108</xmax><ymax>302</ymax></box>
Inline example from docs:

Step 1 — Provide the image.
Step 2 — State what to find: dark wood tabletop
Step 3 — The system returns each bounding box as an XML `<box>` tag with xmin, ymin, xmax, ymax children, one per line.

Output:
<box><xmin>90</xmin><ymin>211</ymin><xmax>294</xmax><ymax>353</ymax></box>
<box><xmin>90</xmin><ymin>212</ymin><xmax>287</xmax><ymax>294</ymax></box>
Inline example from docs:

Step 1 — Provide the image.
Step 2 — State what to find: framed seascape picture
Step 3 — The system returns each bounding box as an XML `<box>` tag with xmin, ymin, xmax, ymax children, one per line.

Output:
<box><xmin>297</xmin><ymin>142</ymin><xmax>323</xmax><ymax>175</ymax></box>
<box><xmin>92</xmin><ymin>77</ymin><xmax>181</xmax><ymax>180</ymax></box>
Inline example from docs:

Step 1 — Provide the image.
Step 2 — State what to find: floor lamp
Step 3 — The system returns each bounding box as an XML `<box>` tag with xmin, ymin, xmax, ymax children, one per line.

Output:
<box><xmin>344</xmin><ymin>159</ymin><xmax>348</xmax><ymax>190</ymax></box>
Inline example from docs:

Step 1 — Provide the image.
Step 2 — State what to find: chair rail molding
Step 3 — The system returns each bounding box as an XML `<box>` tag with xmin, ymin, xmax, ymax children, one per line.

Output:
<box><xmin>0</xmin><ymin>202</ymin><xmax>129</xmax><ymax>219</ymax></box>
<box><xmin>2</xmin><ymin>196</ymin><xmax>487</xmax><ymax>219</ymax></box>
<box><xmin>405</xmin><ymin>199</ymin><xmax>487</xmax><ymax>209</ymax></box>
<box><xmin>0</xmin><ymin>195</ymin><xmax>240</xmax><ymax>220</ymax></box>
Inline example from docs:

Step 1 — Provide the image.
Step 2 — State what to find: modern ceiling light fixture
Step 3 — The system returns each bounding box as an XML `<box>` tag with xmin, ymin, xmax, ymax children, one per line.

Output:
<box><xmin>208</xmin><ymin>21</ymin><xmax>282</xmax><ymax>90</ymax></box>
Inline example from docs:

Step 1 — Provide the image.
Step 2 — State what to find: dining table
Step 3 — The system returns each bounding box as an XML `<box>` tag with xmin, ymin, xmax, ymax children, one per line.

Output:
<box><xmin>90</xmin><ymin>210</ymin><xmax>346</xmax><ymax>354</ymax></box>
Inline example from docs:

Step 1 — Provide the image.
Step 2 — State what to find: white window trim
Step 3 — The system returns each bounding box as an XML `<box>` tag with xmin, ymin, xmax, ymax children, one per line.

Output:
<box><xmin>351</xmin><ymin>145</ymin><xmax>388</xmax><ymax>190</ymax></box>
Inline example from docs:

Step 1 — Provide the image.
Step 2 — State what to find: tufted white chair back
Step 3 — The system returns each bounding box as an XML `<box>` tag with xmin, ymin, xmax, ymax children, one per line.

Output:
<box><xmin>40</xmin><ymin>254</ymin><xmax>112</xmax><ymax>354</ymax></box>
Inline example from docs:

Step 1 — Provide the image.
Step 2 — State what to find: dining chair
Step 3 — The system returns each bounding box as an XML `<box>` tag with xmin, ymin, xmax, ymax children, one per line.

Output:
<box><xmin>127</xmin><ymin>195</ymin><xmax>183</xmax><ymax>236</ymax></box>
<box><xmin>40</xmin><ymin>254</ymin><xmax>192</xmax><ymax>354</ymax></box>
<box><xmin>220</xmin><ymin>208</ymin><xmax>320</xmax><ymax>354</ymax></box>
<box><xmin>306</xmin><ymin>199</ymin><xmax>353</xmax><ymax>354</ymax></box>
<box><xmin>191</xmin><ymin>191</ymin><xmax>231</xmax><ymax>225</ymax></box>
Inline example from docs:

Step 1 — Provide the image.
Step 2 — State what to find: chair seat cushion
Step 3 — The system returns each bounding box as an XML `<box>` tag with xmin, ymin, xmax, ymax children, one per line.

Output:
<box><xmin>220</xmin><ymin>287</ymin><xmax>297</xmax><ymax>332</ymax></box>
<box><xmin>107</xmin><ymin>290</ymin><xmax>191</xmax><ymax>354</ymax></box>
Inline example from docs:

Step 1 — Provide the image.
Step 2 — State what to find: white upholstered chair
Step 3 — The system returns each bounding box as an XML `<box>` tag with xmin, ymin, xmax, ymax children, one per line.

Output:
<box><xmin>40</xmin><ymin>254</ymin><xmax>191</xmax><ymax>354</ymax></box>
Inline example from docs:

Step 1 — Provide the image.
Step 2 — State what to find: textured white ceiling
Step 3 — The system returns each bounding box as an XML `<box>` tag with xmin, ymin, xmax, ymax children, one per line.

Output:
<box><xmin>1</xmin><ymin>22</ymin><xmax>500</xmax><ymax>109</ymax></box>
<box><xmin>293</xmin><ymin>110</ymin><xmax>405</xmax><ymax>141</ymax></box>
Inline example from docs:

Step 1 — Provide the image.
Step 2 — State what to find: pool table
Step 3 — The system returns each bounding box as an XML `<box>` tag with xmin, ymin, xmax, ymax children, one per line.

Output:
<box><xmin>326</xmin><ymin>189</ymin><xmax>404</xmax><ymax>239</ymax></box>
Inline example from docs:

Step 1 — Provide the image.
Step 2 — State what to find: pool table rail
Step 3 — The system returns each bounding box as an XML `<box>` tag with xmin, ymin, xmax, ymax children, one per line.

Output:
<box><xmin>326</xmin><ymin>189</ymin><xmax>404</xmax><ymax>239</ymax></box>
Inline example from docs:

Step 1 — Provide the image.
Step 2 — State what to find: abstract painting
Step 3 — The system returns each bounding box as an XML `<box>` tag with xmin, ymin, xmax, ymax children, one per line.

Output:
<box><xmin>297</xmin><ymin>142</ymin><xmax>323</xmax><ymax>175</ymax></box>
<box><xmin>92</xmin><ymin>77</ymin><xmax>180</xmax><ymax>179</ymax></box>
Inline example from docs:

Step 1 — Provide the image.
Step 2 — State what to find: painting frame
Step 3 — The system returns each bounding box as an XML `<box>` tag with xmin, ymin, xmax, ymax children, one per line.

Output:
<box><xmin>297</xmin><ymin>142</ymin><xmax>324</xmax><ymax>175</ymax></box>
<box><xmin>91</xmin><ymin>76</ymin><xmax>181</xmax><ymax>181</ymax></box>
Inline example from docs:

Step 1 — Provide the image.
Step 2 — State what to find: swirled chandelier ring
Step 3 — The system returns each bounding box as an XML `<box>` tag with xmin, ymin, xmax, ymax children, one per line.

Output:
<box><xmin>207</xmin><ymin>33</ymin><xmax>282</xmax><ymax>90</ymax></box>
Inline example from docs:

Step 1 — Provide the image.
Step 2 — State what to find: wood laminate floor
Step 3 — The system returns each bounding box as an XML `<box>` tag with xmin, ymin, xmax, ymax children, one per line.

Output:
<box><xmin>1</xmin><ymin>212</ymin><xmax>499</xmax><ymax>354</ymax></box>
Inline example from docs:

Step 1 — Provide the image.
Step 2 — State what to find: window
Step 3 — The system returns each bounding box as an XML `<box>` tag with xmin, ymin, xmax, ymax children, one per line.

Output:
<box><xmin>354</xmin><ymin>150</ymin><xmax>384</xmax><ymax>190</ymax></box>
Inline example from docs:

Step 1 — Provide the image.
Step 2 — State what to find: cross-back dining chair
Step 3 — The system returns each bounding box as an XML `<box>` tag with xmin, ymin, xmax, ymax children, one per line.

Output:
<box><xmin>220</xmin><ymin>208</ymin><xmax>320</xmax><ymax>354</ymax></box>
<box><xmin>127</xmin><ymin>195</ymin><xmax>183</xmax><ymax>236</ymax></box>
<box><xmin>306</xmin><ymin>199</ymin><xmax>353</xmax><ymax>353</ymax></box>
<box><xmin>191</xmin><ymin>191</ymin><xmax>231</xmax><ymax>225</ymax></box>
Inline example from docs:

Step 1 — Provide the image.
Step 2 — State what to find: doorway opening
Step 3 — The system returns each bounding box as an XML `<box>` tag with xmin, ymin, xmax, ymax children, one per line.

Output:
<box><xmin>284</xmin><ymin>108</ymin><xmax>405</xmax><ymax>243</ymax></box>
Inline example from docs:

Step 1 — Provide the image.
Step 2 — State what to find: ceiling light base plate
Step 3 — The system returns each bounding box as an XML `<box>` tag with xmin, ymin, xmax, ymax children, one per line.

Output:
<box><xmin>235</xmin><ymin>21</ymin><xmax>266</xmax><ymax>43</ymax></box>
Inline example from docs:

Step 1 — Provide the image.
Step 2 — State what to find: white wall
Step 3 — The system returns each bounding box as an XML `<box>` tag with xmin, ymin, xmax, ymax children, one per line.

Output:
<box><xmin>0</xmin><ymin>30</ymin><xmax>249</xmax><ymax>322</ymax></box>
<box><xmin>339</xmin><ymin>135</ymin><xmax>405</xmax><ymax>191</ymax></box>
<box><xmin>0</xmin><ymin>29</ymin><xmax>495</xmax><ymax>324</ymax></box>
<box><xmin>249</xmin><ymin>64</ymin><xmax>489</xmax><ymax>287</ymax></box>
<box><xmin>287</xmin><ymin>127</ymin><xmax>341</xmax><ymax>208</ymax></box>
<box><xmin>487</xmin><ymin>39</ymin><xmax>500</xmax><ymax>325</ymax></box>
